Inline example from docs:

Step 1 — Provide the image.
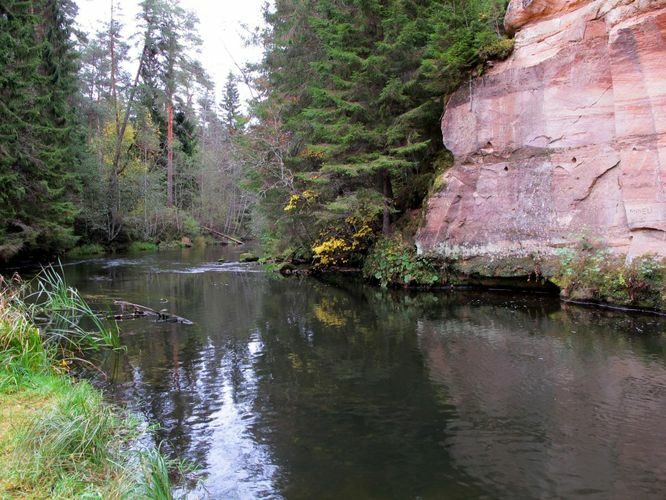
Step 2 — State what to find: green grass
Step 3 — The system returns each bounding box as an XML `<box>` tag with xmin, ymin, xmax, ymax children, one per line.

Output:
<box><xmin>29</xmin><ymin>264</ymin><xmax>121</xmax><ymax>353</ymax></box>
<box><xmin>127</xmin><ymin>241</ymin><xmax>159</xmax><ymax>253</ymax></box>
<box><xmin>0</xmin><ymin>266</ymin><xmax>179</xmax><ymax>498</ymax></box>
<box><xmin>66</xmin><ymin>244</ymin><xmax>106</xmax><ymax>259</ymax></box>
<box><xmin>0</xmin><ymin>373</ymin><xmax>179</xmax><ymax>498</ymax></box>
<box><xmin>139</xmin><ymin>448</ymin><xmax>176</xmax><ymax>500</ymax></box>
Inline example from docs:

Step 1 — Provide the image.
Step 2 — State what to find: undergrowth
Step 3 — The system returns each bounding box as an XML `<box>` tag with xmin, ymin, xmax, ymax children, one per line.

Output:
<box><xmin>363</xmin><ymin>236</ymin><xmax>440</xmax><ymax>288</ymax></box>
<box><xmin>128</xmin><ymin>241</ymin><xmax>159</xmax><ymax>253</ymax></box>
<box><xmin>553</xmin><ymin>241</ymin><xmax>666</xmax><ymax>310</ymax></box>
<box><xmin>66</xmin><ymin>244</ymin><xmax>106</xmax><ymax>259</ymax></box>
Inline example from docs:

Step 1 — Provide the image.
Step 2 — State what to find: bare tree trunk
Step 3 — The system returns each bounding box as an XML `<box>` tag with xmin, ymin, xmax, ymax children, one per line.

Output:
<box><xmin>166</xmin><ymin>99</ymin><xmax>174</xmax><ymax>208</ymax></box>
<box><xmin>107</xmin><ymin>1</ymin><xmax>121</xmax><ymax>241</ymax></box>
<box><xmin>111</xmin><ymin>45</ymin><xmax>146</xmax><ymax>176</ymax></box>
<box><xmin>110</xmin><ymin>1</ymin><xmax>120</xmax><ymax>137</ymax></box>
<box><xmin>382</xmin><ymin>170</ymin><xmax>393</xmax><ymax>235</ymax></box>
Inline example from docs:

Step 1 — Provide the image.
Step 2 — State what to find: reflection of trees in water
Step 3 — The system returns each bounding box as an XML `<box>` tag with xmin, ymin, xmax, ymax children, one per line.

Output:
<box><xmin>416</xmin><ymin>295</ymin><xmax>666</xmax><ymax>499</ymax></box>
<box><xmin>99</xmin><ymin>268</ymin><xmax>268</xmax><ymax>471</ymax></box>
<box><xmin>75</xmin><ymin>254</ymin><xmax>666</xmax><ymax>498</ymax></box>
<box><xmin>249</xmin><ymin>277</ymin><xmax>486</xmax><ymax>499</ymax></box>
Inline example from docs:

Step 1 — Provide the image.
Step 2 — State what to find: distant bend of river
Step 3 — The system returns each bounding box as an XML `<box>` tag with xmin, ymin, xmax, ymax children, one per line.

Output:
<box><xmin>61</xmin><ymin>247</ymin><xmax>666</xmax><ymax>499</ymax></box>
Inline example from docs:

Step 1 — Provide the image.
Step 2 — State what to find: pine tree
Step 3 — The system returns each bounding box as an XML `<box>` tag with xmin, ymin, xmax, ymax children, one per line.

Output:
<box><xmin>138</xmin><ymin>0</ymin><xmax>209</xmax><ymax>208</ymax></box>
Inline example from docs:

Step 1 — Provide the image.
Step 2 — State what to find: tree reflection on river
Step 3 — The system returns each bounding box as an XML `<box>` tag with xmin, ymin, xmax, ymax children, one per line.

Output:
<box><xmin>64</xmin><ymin>248</ymin><xmax>666</xmax><ymax>499</ymax></box>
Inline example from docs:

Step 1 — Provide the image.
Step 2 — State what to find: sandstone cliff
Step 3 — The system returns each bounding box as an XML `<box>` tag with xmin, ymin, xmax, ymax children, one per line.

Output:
<box><xmin>417</xmin><ymin>0</ymin><xmax>666</xmax><ymax>264</ymax></box>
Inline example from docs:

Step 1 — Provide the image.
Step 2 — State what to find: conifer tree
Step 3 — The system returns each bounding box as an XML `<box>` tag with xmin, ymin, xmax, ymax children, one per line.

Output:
<box><xmin>138</xmin><ymin>0</ymin><xmax>208</xmax><ymax>208</ymax></box>
<box><xmin>0</xmin><ymin>0</ymin><xmax>83</xmax><ymax>260</ymax></box>
<box><xmin>255</xmin><ymin>0</ymin><xmax>510</xmax><ymax>260</ymax></box>
<box><xmin>221</xmin><ymin>72</ymin><xmax>241</xmax><ymax>134</ymax></box>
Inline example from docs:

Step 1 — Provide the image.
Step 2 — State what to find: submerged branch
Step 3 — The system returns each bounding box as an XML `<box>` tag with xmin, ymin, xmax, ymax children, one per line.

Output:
<box><xmin>112</xmin><ymin>300</ymin><xmax>194</xmax><ymax>325</ymax></box>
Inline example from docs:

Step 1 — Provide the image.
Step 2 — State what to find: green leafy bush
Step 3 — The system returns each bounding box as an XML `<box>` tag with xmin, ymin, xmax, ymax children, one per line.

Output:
<box><xmin>478</xmin><ymin>37</ymin><xmax>514</xmax><ymax>62</ymax></box>
<box><xmin>128</xmin><ymin>241</ymin><xmax>158</xmax><ymax>253</ymax></box>
<box><xmin>553</xmin><ymin>242</ymin><xmax>666</xmax><ymax>310</ymax></box>
<box><xmin>182</xmin><ymin>215</ymin><xmax>201</xmax><ymax>238</ymax></box>
<box><xmin>363</xmin><ymin>237</ymin><xmax>440</xmax><ymax>288</ymax></box>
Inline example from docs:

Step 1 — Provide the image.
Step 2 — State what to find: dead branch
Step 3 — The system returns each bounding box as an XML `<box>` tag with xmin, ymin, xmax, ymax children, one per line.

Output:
<box><xmin>113</xmin><ymin>300</ymin><xmax>194</xmax><ymax>325</ymax></box>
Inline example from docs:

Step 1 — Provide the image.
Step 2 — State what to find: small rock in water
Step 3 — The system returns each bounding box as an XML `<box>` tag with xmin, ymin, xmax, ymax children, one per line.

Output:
<box><xmin>239</xmin><ymin>252</ymin><xmax>259</xmax><ymax>263</ymax></box>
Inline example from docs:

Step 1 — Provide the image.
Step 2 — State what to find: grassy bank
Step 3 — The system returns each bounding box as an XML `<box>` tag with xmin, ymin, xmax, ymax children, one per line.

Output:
<box><xmin>0</xmin><ymin>269</ymin><xmax>176</xmax><ymax>498</ymax></box>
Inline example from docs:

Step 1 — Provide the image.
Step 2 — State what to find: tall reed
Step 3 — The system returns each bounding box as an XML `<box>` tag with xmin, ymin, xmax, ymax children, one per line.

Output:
<box><xmin>28</xmin><ymin>263</ymin><xmax>120</xmax><ymax>353</ymax></box>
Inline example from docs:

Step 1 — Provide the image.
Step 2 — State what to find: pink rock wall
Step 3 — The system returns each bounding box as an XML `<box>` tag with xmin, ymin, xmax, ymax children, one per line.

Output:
<box><xmin>417</xmin><ymin>0</ymin><xmax>666</xmax><ymax>261</ymax></box>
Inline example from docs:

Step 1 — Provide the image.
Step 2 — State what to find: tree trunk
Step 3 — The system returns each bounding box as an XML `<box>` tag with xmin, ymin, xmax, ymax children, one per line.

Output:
<box><xmin>110</xmin><ymin>1</ymin><xmax>120</xmax><ymax>137</ymax></box>
<box><xmin>382</xmin><ymin>170</ymin><xmax>393</xmax><ymax>235</ymax></box>
<box><xmin>107</xmin><ymin>1</ymin><xmax>120</xmax><ymax>242</ymax></box>
<box><xmin>111</xmin><ymin>44</ymin><xmax>146</xmax><ymax>176</ymax></box>
<box><xmin>166</xmin><ymin>99</ymin><xmax>174</xmax><ymax>208</ymax></box>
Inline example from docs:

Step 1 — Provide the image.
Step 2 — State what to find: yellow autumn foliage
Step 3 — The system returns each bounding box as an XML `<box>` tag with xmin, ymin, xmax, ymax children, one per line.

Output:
<box><xmin>283</xmin><ymin>190</ymin><xmax>317</xmax><ymax>212</ymax></box>
<box><xmin>313</xmin><ymin>300</ymin><xmax>346</xmax><ymax>327</ymax></box>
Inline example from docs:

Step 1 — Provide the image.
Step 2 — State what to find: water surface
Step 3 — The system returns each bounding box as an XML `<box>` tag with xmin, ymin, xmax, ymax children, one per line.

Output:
<box><xmin>63</xmin><ymin>247</ymin><xmax>666</xmax><ymax>499</ymax></box>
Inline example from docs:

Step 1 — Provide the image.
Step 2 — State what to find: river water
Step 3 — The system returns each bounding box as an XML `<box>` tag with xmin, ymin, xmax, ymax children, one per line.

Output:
<box><xmin>61</xmin><ymin>247</ymin><xmax>666</xmax><ymax>499</ymax></box>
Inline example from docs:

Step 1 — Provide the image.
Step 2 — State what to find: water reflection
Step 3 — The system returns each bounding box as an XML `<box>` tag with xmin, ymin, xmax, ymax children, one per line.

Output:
<box><xmin>63</xmin><ymin>249</ymin><xmax>666</xmax><ymax>499</ymax></box>
<box><xmin>416</xmin><ymin>298</ymin><xmax>666</xmax><ymax>499</ymax></box>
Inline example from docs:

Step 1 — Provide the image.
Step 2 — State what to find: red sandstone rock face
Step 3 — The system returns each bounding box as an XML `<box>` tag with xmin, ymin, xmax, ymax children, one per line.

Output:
<box><xmin>417</xmin><ymin>0</ymin><xmax>666</xmax><ymax>261</ymax></box>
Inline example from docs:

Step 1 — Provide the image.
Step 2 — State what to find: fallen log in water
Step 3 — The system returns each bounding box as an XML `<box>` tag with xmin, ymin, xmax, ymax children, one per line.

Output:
<box><xmin>112</xmin><ymin>300</ymin><xmax>194</xmax><ymax>325</ymax></box>
<box><xmin>201</xmin><ymin>226</ymin><xmax>244</xmax><ymax>245</ymax></box>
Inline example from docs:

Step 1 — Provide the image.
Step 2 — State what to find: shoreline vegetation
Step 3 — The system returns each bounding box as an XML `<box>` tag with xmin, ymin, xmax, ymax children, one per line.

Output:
<box><xmin>59</xmin><ymin>231</ymin><xmax>666</xmax><ymax>316</ymax></box>
<box><xmin>263</xmin><ymin>234</ymin><xmax>666</xmax><ymax>316</ymax></box>
<box><xmin>7</xmin><ymin>0</ymin><xmax>663</xmax><ymax>316</ymax></box>
<box><xmin>0</xmin><ymin>267</ymin><xmax>180</xmax><ymax>498</ymax></box>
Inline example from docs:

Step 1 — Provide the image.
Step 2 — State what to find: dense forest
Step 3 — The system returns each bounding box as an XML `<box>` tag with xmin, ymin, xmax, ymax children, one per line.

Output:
<box><xmin>0</xmin><ymin>0</ymin><xmax>510</xmax><ymax>265</ymax></box>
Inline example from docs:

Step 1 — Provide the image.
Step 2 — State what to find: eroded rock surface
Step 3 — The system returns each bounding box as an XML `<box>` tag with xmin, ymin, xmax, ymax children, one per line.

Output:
<box><xmin>417</xmin><ymin>0</ymin><xmax>666</xmax><ymax>262</ymax></box>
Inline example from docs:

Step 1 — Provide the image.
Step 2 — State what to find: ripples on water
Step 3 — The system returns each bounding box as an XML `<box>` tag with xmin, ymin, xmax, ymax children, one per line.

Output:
<box><xmin>62</xmin><ymin>247</ymin><xmax>666</xmax><ymax>499</ymax></box>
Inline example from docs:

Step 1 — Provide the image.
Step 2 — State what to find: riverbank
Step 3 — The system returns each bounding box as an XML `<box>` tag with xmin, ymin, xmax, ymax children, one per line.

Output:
<box><xmin>270</xmin><ymin>236</ymin><xmax>666</xmax><ymax>315</ymax></box>
<box><xmin>0</xmin><ymin>272</ymin><xmax>175</xmax><ymax>498</ymax></box>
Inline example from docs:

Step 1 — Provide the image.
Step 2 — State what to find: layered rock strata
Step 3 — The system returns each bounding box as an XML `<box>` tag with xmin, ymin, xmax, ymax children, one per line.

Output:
<box><xmin>417</xmin><ymin>0</ymin><xmax>666</xmax><ymax>262</ymax></box>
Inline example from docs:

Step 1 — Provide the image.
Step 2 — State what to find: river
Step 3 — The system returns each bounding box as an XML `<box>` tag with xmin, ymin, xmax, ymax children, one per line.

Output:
<box><xmin>61</xmin><ymin>246</ymin><xmax>666</xmax><ymax>499</ymax></box>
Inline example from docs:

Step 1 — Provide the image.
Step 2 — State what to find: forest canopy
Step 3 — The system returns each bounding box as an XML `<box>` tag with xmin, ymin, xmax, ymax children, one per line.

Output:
<box><xmin>0</xmin><ymin>0</ymin><xmax>510</xmax><ymax>263</ymax></box>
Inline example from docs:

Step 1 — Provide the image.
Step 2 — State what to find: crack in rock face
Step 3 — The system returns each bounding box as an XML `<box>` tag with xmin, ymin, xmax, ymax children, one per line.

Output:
<box><xmin>505</xmin><ymin>0</ymin><xmax>593</xmax><ymax>33</ymax></box>
<box><xmin>417</xmin><ymin>0</ymin><xmax>666</xmax><ymax>261</ymax></box>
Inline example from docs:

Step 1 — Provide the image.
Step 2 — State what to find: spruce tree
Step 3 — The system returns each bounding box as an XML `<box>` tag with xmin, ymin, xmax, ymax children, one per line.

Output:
<box><xmin>255</xmin><ymin>0</ymin><xmax>509</xmax><ymax>259</ymax></box>
<box><xmin>0</xmin><ymin>0</ymin><xmax>83</xmax><ymax>260</ymax></box>
<box><xmin>221</xmin><ymin>72</ymin><xmax>241</xmax><ymax>134</ymax></box>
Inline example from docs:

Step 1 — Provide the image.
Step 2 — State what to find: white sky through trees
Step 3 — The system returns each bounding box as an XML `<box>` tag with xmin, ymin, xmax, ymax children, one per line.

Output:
<box><xmin>76</xmin><ymin>0</ymin><xmax>266</xmax><ymax>104</ymax></box>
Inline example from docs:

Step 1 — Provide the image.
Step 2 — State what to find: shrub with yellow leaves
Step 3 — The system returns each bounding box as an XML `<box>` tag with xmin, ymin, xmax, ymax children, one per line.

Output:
<box><xmin>283</xmin><ymin>190</ymin><xmax>318</xmax><ymax>212</ymax></box>
<box><xmin>311</xmin><ymin>214</ymin><xmax>379</xmax><ymax>267</ymax></box>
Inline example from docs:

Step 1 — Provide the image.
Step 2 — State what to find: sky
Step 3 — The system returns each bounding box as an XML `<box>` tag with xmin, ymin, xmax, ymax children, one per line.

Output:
<box><xmin>75</xmin><ymin>0</ymin><xmax>266</xmax><ymax>103</ymax></box>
